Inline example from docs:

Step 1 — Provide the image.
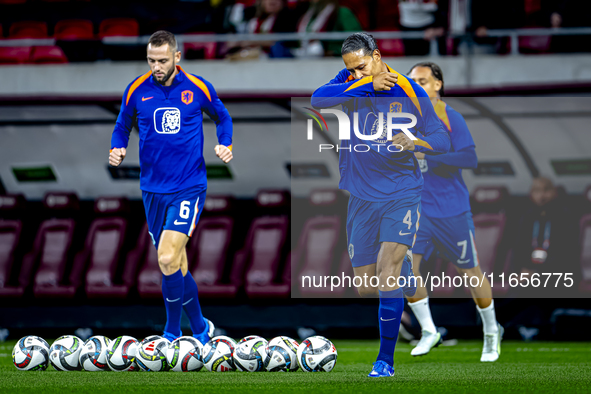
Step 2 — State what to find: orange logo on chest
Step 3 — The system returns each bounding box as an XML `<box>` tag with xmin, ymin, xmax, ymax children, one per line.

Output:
<box><xmin>181</xmin><ymin>90</ymin><xmax>194</xmax><ymax>105</ymax></box>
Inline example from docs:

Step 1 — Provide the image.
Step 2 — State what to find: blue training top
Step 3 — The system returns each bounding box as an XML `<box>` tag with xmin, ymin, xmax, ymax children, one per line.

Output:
<box><xmin>421</xmin><ymin>100</ymin><xmax>477</xmax><ymax>218</ymax></box>
<box><xmin>311</xmin><ymin>64</ymin><xmax>450</xmax><ymax>202</ymax></box>
<box><xmin>111</xmin><ymin>66</ymin><xmax>233</xmax><ymax>193</ymax></box>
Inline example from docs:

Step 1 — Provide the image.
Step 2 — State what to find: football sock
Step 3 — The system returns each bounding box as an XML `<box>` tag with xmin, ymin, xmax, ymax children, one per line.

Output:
<box><xmin>408</xmin><ymin>297</ymin><xmax>437</xmax><ymax>334</ymax></box>
<box><xmin>182</xmin><ymin>272</ymin><xmax>207</xmax><ymax>335</ymax></box>
<box><xmin>161</xmin><ymin>269</ymin><xmax>184</xmax><ymax>337</ymax></box>
<box><xmin>376</xmin><ymin>289</ymin><xmax>404</xmax><ymax>366</ymax></box>
<box><xmin>477</xmin><ymin>299</ymin><xmax>498</xmax><ymax>334</ymax></box>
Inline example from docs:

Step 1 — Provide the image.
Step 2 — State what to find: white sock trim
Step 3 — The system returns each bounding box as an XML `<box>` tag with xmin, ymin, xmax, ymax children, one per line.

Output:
<box><xmin>477</xmin><ymin>299</ymin><xmax>498</xmax><ymax>334</ymax></box>
<box><xmin>408</xmin><ymin>297</ymin><xmax>437</xmax><ymax>334</ymax></box>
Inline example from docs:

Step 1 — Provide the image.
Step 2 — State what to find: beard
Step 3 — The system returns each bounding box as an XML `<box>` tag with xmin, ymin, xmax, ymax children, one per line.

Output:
<box><xmin>154</xmin><ymin>61</ymin><xmax>176</xmax><ymax>85</ymax></box>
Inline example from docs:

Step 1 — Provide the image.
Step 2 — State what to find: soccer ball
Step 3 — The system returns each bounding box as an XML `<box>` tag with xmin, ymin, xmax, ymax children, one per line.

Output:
<box><xmin>49</xmin><ymin>335</ymin><xmax>83</xmax><ymax>371</ymax></box>
<box><xmin>202</xmin><ymin>336</ymin><xmax>236</xmax><ymax>372</ymax></box>
<box><xmin>79</xmin><ymin>336</ymin><xmax>111</xmax><ymax>371</ymax></box>
<box><xmin>107</xmin><ymin>336</ymin><xmax>139</xmax><ymax>372</ymax></box>
<box><xmin>12</xmin><ymin>336</ymin><xmax>49</xmax><ymax>371</ymax></box>
<box><xmin>136</xmin><ymin>337</ymin><xmax>170</xmax><ymax>372</ymax></box>
<box><xmin>265</xmin><ymin>336</ymin><xmax>299</xmax><ymax>372</ymax></box>
<box><xmin>140</xmin><ymin>335</ymin><xmax>162</xmax><ymax>345</ymax></box>
<box><xmin>167</xmin><ymin>336</ymin><xmax>204</xmax><ymax>372</ymax></box>
<box><xmin>233</xmin><ymin>337</ymin><xmax>268</xmax><ymax>372</ymax></box>
<box><xmin>297</xmin><ymin>336</ymin><xmax>337</xmax><ymax>372</ymax></box>
<box><xmin>238</xmin><ymin>335</ymin><xmax>264</xmax><ymax>343</ymax></box>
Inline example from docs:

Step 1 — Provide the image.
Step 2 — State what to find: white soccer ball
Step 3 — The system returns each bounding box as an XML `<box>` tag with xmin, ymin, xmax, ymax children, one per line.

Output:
<box><xmin>79</xmin><ymin>336</ymin><xmax>111</xmax><ymax>371</ymax></box>
<box><xmin>49</xmin><ymin>335</ymin><xmax>83</xmax><ymax>371</ymax></box>
<box><xmin>265</xmin><ymin>336</ymin><xmax>299</xmax><ymax>372</ymax></box>
<box><xmin>297</xmin><ymin>336</ymin><xmax>337</xmax><ymax>372</ymax></box>
<box><xmin>238</xmin><ymin>335</ymin><xmax>264</xmax><ymax>344</ymax></box>
<box><xmin>140</xmin><ymin>335</ymin><xmax>163</xmax><ymax>345</ymax></box>
<box><xmin>136</xmin><ymin>337</ymin><xmax>170</xmax><ymax>371</ymax></box>
<box><xmin>233</xmin><ymin>337</ymin><xmax>268</xmax><ymax>372</ymax></box>
<box><xmin>12</xmin><ymin>336</ymin><xmax>49</xmax><ymax>371</ymax></box>
<box><xmin>202</xmin><ymin>336</ymin><xmax>236</xmax><ymax>372</ymax></box>
<box><xmin>167</xmin><ymin>336</ymin><xmax>204</xmax><ymax>372</ymax></box>
<box><xmin>106</xmin><ymin>335</ymin><xmax>139</xmax><ymax>372</ymax></box>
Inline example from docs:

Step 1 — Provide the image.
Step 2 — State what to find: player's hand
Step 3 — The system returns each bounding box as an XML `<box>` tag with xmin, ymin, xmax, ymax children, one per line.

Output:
<box><xmin>215</xmin><ymin>145</ymin><xmax>233</xmax><ymax>164</ymax></box>
<box><xmin>109</xmin><ymin>147</ymin><xmax>126</xmax><ymax>167</ymax></box>
<box><xmin>391</xmin><ymin>133</ymin><xmax>415</xmax><ymax>151</ymax></box>
<box><xmin>415</xmin><ymin>152</ymin><xmax>425</xmax><ymax>159</ymax></box>
<box><xmin>373</xmin><ymin>72</ymin><xmax>398</xmax><ymax>91</ymax></box>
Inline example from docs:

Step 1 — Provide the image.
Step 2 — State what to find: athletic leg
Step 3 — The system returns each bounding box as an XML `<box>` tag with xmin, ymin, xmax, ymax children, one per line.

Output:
<box><xmin>158</xmin><ymin>230</ymin><xmax>190</xmax><ymax>341</ymax></box>
<box><xmin>406</xmin><ymin>253</ymin><xmax>441</xmax><ymax>356</ymax></box>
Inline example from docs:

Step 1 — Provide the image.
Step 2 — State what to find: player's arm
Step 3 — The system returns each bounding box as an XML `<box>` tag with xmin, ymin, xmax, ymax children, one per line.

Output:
<box><xmin>109</xmin><ymin>84</ymin><xmax>136</xmax><ymax>167</ymax></box>
<box><xmin>202</xmin><ymin>80</ymin><xmax>233</xmax><ymax>164</ymax></box>
<box><xmin>409</xmin><ymin>93</ymin><xmax>450</xmax><ymax>155</ymax></box>
<box><xmin>311</xmin><ymin>69</ymin><xmax>397</xmax><ymax>108</ymax></box>
<box><xmin>422</xmin><ymin>110</ymin><xmax>477</xmax><ymax>168</ymax></box>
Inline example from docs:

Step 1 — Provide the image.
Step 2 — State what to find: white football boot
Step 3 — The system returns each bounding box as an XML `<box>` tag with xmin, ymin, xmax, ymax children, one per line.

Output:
<box><xmin>411</xmin><ymin>330</ymin><xmax>442</xmax><ymax>356</ymax></box>
<box><xmin>480</xmin><ymin>323</ymin><xmax>504</xmax><ymax>362</ymax></box>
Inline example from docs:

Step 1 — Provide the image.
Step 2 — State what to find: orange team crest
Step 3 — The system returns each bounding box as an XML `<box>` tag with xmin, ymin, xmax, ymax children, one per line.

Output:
<box><xmin>389</xmin><ymin>102</ymin><xmax>402</xmax><ymax>113</ymax></box>
<box><xmin>181</xmin><ymin>90</ymin><xmax>194</xmax><ymax>105</ymax></box>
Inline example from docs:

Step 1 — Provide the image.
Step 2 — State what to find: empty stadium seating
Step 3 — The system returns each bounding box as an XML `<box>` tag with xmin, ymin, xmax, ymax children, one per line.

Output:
<box><xmin>240</xmin><ymin>190</ymin><xmax>290</xmax><ymax>298</ymax></box>
<box><xmin>99</xmin><ymin>18</ymin><xmax>139</xmax><ymax>38</ymax></box>
<box><xmin>54</xmin><ymin>19</ymin><xmax>94</xmax><ymax>41</ymax></box>
<box><xmin>32</xmin><ymin>192</ymin><xmax>80</xmax><ymax>298</ymax></box>
<box><xmin>293</xmin><ymin>189</ymin><xmax>344</xmax><ymax>297</ymax></box>
<box><xmin>9</xmin><ymin>21</ymin><xmax>48</xmax><ymax>39</ymax></box>
<box><xmin>84</xmin><ymin>197</ymin><xmax>132</xmax><ymax>298</ymax></box>
<box><xmin>0</xmin><ymin>46</ymin><xmax>32</xmax><ymax>64</ymax></box>
<box><xmin>187</xmin><ymin>195</ymin><xmax>237</xmax><ymax>298</ymax></box>
<box><xmin>30</xmin><ymin>46</ymin><xmax>68</xmax><ymax>63</ymax></box>
<box><xmin>135</xmin><ymin>223</ymin><xmax>161</xmax><ymax>299</ymax></box>
<box><xmin>0</xmin><ymin>220</ymin><xmax>23</xmax><ymax>297</ymax></box>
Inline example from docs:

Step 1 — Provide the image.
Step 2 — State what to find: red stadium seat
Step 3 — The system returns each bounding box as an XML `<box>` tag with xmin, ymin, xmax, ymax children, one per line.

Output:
<box><xmin>188</xmin><ymin>217</ymin><xmax>237</xmax><ymax>298</ymax></box>
<box><xmin>84</xmin><ymin>197</ymin><xmax>132</xmax><ymax>299</ymax></box>
<box><xmin>9</xmin><ymin>21</ymin><xmax>48</xmax><ymax>39</ymax></box>
<box><xmin>0</xmin><ymin>220</ymin><xmax>24</xmax><ymax>298</ymax></box>
<box><xmin>183</xmin><ymin>33</ymin><xmax>217</xmax><ymax>60</ymax></box>
<box><xmin>0</xmin><ymin>47</ymin><xmax>32</xmax><ymax>64</ymax></box>
<box><xmin>240</xmin><ymin>215</ymin><xmax>290</xmax><ymax>298</ymax></box>
<box><xmin>578</xmin><ymin>214</ymin><xmax>591</xmax><ymax>293</ymax></box>
<box><xmin>99</xmin><ymin>18</ymin><xmax>139</xmax><ymax>38</ymax></box>
<box><xmin>376</xmin><ymin>39</ymin><xmax>405</xmax><ymax>57</ymax></box>
<box><xmin>32</xmin><ymin>192</ymin><xmax>80</xmax><ymax>298</ymax></box>
<box><xmin>54</xmin><ymin>19</ymin><xmax>94</xmax><ymax>40</ymax></box>
<box><xmin>292</xmin><ymin>189</ymin><xmax>345</xmax><ymax>297</ymax></box>
<box><xmin>30</xmin><ymin>46</ymin><xmax>68</xmax><ymax>64</ymax></box>
<box><xmin>135</xmin><ymin>223</ymin><xmax>162</xmax><ymax>299</ymax></box>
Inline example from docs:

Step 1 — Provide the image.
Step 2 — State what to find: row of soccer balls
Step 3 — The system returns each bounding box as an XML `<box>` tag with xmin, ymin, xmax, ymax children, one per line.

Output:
<box><xmin>13</xmin><ymin>334</ymin><xmax>338</xmax><ymax>373</ymax></box>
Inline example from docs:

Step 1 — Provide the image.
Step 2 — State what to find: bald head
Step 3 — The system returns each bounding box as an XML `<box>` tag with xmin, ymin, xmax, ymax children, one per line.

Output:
<box><xmin>530</xmin><ymin>176</ymin><xmax>557</xmax><ymax>207</ymax></box>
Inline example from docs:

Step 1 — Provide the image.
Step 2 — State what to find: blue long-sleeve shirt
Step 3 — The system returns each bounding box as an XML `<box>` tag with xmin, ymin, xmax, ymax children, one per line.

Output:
<box><xmin>421</xmin><ymin>100</ymin><xmax>476</xmax><ymax>218</ymax></box>
<box><xmin>311</xmin><ymin>64</ymin><xmax>450</xmax><ymax>202</ymax></box>
<box><xmin>111</xmin><ymin>66</ymin><xmax>233</xmax><ymax>193</ymax></box>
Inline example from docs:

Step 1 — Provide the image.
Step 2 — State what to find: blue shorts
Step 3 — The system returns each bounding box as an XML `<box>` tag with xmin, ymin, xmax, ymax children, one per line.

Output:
<box><xmin>346</xmin><ymin>194</ymin><xmax>420</xmax><ymax>268</ymax></box>
<box><xmin>142</xmin><ymin>185</ymin><xmax>206</xmax><ymax>248</ymax></box>
<box><xmin>413</xmin><ymin>211</ymin><xmax>478</xmax><ymax>268</ymax></box>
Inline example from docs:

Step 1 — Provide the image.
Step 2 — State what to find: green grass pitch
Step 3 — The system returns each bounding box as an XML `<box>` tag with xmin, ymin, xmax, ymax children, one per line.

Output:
<box><xmin>1</xmin><ymin>339</ymin><xmax>590</xmax><ymax>393</ymax></box>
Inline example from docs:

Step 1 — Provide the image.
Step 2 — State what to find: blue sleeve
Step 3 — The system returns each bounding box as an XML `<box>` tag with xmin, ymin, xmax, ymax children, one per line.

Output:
<box><xmin>426</xmin><ymin>108</ymin><xmax>477</xmax><ymax>168</ymax></box>
<box><xmin>412</xmin><ymin>89</ymin><xmax>450</xmax><ymax>155</ymax></box>
<box><xmin>311</xmin><ymin>69</ymin><xmax>375</xmax><ymax>108</ymax></box>
<box><xmin>111</xmin><ymin>83</ymin><xmax>135</xmax><ymax>149</ymax></box>
<box><xmin>427</xmin><ymin>147</ymin><xmax>478</xmax><ymax>168</ymax></box>
<box><xmin>201</xmin><ymin>79</ymin><xmax>233</xmax><ymax>148</ymax></box>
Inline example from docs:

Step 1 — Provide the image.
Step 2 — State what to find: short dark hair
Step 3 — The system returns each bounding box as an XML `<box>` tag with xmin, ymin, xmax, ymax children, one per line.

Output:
<box><xmin>341</xmin><ymin>32</ymin><xmax>378</xmax><ymax>57</ymax></box>
<box><xmin>408</xmin><ymin>62</ymin><xmax>444</xmax><ymax>96</ymax></box>
<box><xmin>148</xmin><ymin>30</ymin><xmax>178</xmax><ymax>53</ymax></box>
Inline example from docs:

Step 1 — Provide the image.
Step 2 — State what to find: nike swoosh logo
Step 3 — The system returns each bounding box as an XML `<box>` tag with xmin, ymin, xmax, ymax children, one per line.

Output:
<box><xmin>380</xmin><ymin>317</ymin><xmax>396</xmax><ymax>322</ymax></box>
<box><xmin>182</xmin><ymin>298</ymin><xmax>193</xmax><ymax>306</ymax></box>
<box><xmin>174</xmin><ymin>220</ymin><xmax>187</xmax><ymax>225</ymax></box>
<box><xmin>166</xmin><ymin>297</ymin><xmax>180</xmax><ymax>302</ymax></box>
<box><xmin>142</xmin><ymin>96</ymin><xmax>154</xmax><ymax>101</ymax></box>
<box><xmin>457</xmin><ymin>259</ymin><xmax>471</xmax><ymax>264</ymax></box>
<box><xmin>399</xmin><ymin>231</ymin><xmax>411</xmax><ymax>236</ymax></box>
